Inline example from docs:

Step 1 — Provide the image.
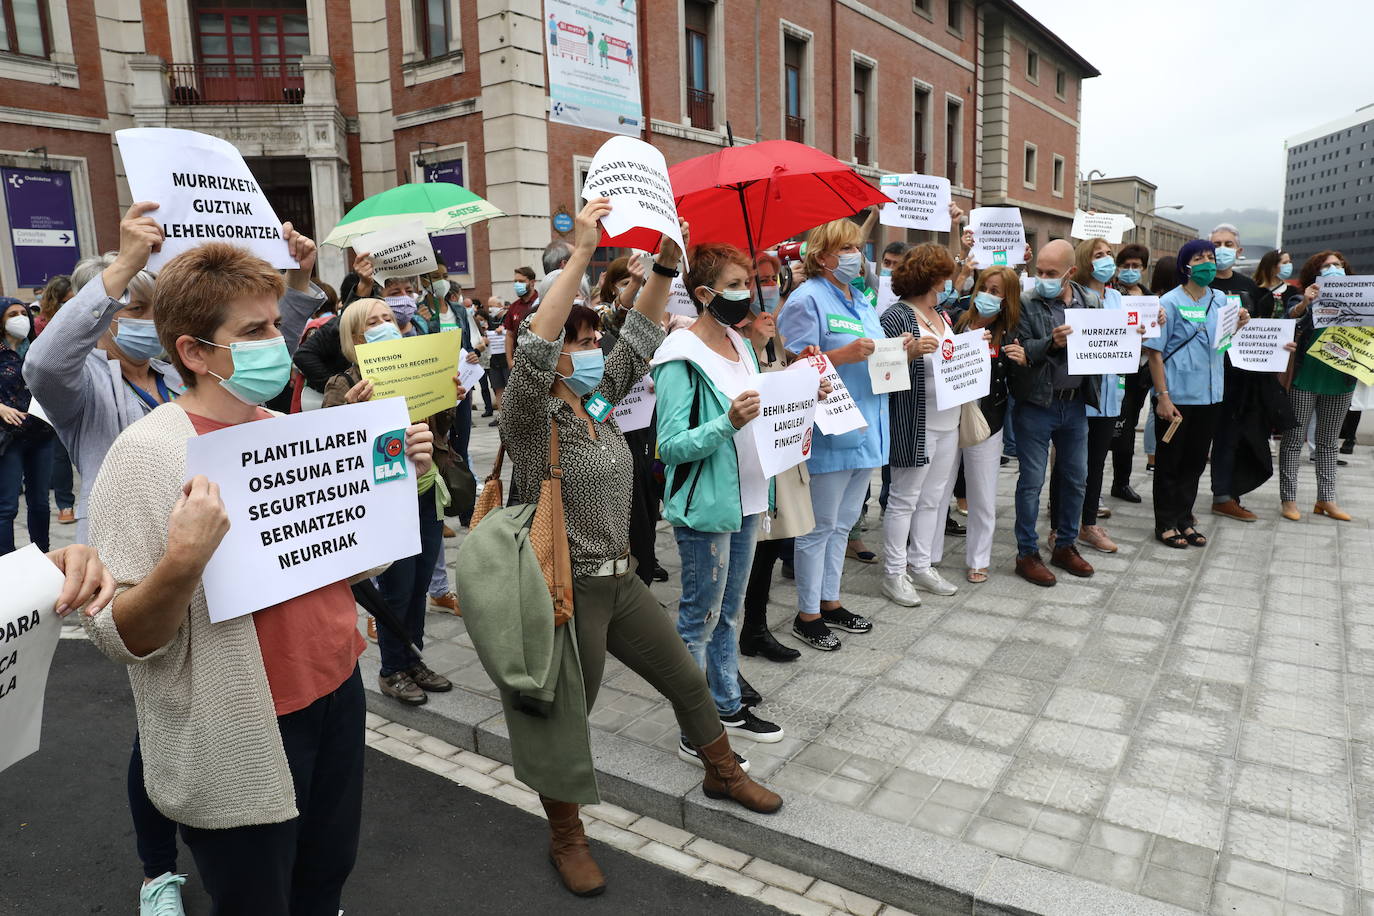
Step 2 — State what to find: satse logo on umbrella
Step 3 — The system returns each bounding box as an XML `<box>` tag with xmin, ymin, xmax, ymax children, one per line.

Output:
<box><xmin>372</xmin><ymin>430</ymin><xmax>408</xmax><ymax>483</ymax></box>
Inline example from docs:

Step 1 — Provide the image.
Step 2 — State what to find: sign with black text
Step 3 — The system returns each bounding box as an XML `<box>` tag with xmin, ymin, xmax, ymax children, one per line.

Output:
<box><xmin>931</xmin><ymin>330</ymin><xmax>992</xmax><ymax>410</ymax></box>
<box><xmin>0</xmin><ymin>545</ymin><xmax>64</xmax><ymax>775</ymax></box>
<box><xmin>1064</xmin><ymin>308</ymin><xmax>1140</xmax><ymax>376</ymax></box>
<box><xmin>354</xmin><ymin>219</ymin><xmax>438</xmax><ymax>276</ymax></box>
<box><xmin>969</xmin><ymin>207</ymin><xmax>1026</xmax><ymax>267</ymax></box>
<box><xmin>1227</xmin><ymin>318</ymin><xmax>1295</xmax><ymax>372</ymax></box>
<box><xmin>1313</xmin><ymin>276</ymin><xmax>1374</xmax><ymax>329</ymax></box>
<box><xmin>744</xmin><ymin>366</ymin><xmax>820</xmax><ymax>477</ymax></box>
<box><xmin>878</xmin><ymin>174</ymin><xmax>952</xmax><ymax>232</ymax></box>
<box><xmin>791</xmin><ymin>353</ymin><xmax>866</xmax><ymax>435</ymax></box>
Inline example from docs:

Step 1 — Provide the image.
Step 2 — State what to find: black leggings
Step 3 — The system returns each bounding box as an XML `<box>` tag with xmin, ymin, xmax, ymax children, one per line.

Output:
<box><xmin>130</xmin><ymin>737</ymin><xmax>179</xmax><ymax>879</ymax></box>
<box><xmin>1152</xmin><ymin>402</ymin><xmax>1220</xmax><ymax>533</ymax></box>
<box><xmin>1111</xmin><ymin>367</ymin><xmax>1151</xmax><ymax>486</ymax></box>
<box><xmin>743</xmin><ymin>537</ymin><xmax>793</xmax><ymax>632</ymax></box>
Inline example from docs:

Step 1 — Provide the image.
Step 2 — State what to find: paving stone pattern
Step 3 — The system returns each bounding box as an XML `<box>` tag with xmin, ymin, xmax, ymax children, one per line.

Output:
<box><xmin>36</xmin><ymin>421</ymin><xmax>1374</xmax><ymax>914</ymax></box>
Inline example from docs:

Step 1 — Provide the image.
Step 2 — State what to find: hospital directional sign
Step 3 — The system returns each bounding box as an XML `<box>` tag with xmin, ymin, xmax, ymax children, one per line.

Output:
<box><xmin>3</xmin><ymin>167</ymin><xmax>80</xmax><ymax>288</ymax></box>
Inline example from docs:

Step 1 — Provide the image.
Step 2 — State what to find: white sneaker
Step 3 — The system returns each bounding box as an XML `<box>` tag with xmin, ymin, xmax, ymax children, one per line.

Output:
<box><xmin>881</xmin><ymin>573</ymin><xmax>922</xmax><ymax>606</ymax></box>
<box><xmin>908</xmin><ymin>567</ymin><xmax>959</xmax><ymax>596</ymax></box>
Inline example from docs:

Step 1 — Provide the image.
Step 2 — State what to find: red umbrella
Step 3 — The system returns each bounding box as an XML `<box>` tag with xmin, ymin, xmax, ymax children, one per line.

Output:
<box><xmin>601</xmin><ymin>140</ymin><xmax>892</xmax><ymax>255</ymax></box>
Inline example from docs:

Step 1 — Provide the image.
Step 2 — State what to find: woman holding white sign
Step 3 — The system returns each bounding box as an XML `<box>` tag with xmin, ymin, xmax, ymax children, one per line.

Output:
<box><xmin>499</xmin><ymin>200</ymin><xmax>781</xmax><ymax>899</ymax></box>
<box><xmin>83</xmin><ymin>242</ymin><xmax>435</xmax><ymax>913</ymax></box>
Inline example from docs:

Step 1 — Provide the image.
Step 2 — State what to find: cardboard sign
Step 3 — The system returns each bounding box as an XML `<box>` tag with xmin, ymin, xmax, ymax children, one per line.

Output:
<box><xmin>353</xmin><ymin>219</ymin><xmax>438</xmax><ymax>276</ymax></box>
<box><xmin>867</xmin><ymin>336</ymin><xmax>910</xmax><ymax>394</ymax></box>
<box><xmin>1121</xmin><ymin>296</ymin><xmax>1162</xmax><ymax>339</ymax></box>
<box><xmin>1227</xmin><ymin>318</ymin><xmax>1296</xmax><ymax>372</ymax></box>
<box><xmin>1064</xmin><ymin>308</ymin><xmax>1141</xmax><ymax>376</ymax></box>
<box><xmin>930</xmin><ymin>330</ymin><xmax>992</xmax><ymax>410</ymax></box>
<box><xmin>582</xmin><ymin>136</ymin><xmax>687</xmax><ymax>263</ymax></box>
<box><xmin>613</xmin><ymin>375</ymin><xmax>656</xmax><ymax>432</ymax></box>
<box><xmin>878</xmin><ymin>174</ymin><xmax>952</xmax><ymax>231</ymax></box>
<box><xmin>355</xmin><ymin>331</ymin><xmax>461</xmax><ymax>423</ymax></box>
<box><xmin>743</xmin><ymin>365</ymin><xmax>820</xmax><ymax>477</ymax></box>
<box><xmin>1216</xmin><ymin>295</ymin><xmax>1241</xmax><ymax>352</ymax></box>
<box><xmin>0</xmin><ymin>545</ymin><xmax>65</xmax><ymax>775</ymax></box>
<box><xmin>791</xmin><ymin>354</ymin><xmax>866</xmax><ymax>436</ymax></box>
<box><xmin>1070</xmin><ymin>210</ymin><xmax>1136</xmax><ymax>244</ymax></box>
<box><xmin>968</xmin><ymin>207</ymin><xmax>1026</xmax><ymax>267</ymax></box>
<box><xmin>1312</xmin><ymin>276</ymin><xmax>1374</xmax><ymax>329</ymax></box>
<box><xmin>115</xmin><ymin>127</ymin><xmax>296</xmax><ymax>272</ymax></box>
<box><xmin>185</xmin><ymin>398</ymin><xmax>421</xmax><ymax>622</ymax></box>
<box><xmin>1308</xmin><ymin>326</ymin><xmax>1374</xmax><ymax>385</ymax></box>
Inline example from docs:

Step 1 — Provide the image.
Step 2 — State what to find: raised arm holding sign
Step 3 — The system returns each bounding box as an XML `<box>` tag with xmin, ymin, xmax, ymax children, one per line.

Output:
<box><xmin>1070</xmin><ymin>210</ymin><xmax>1135</xmax><ymax>244</ymax></box>
<box><xmin>878</xmin><ymin>174</ymin><xmax>953</xmax><ymax>232</ymax></box>
<box><xmin>582</xmin><ymin>136</ymin><xmax>687</xmax><ymax>263</ymax></box>
<box><xmin>968</xmin><ymin>207</ymin><xmax>1027</xmax><ymax>267</ymax></box>
<box><xmin>353</xmin><ymin>219</ymin><xmax>438</xmax><ymax>276</ymax></box>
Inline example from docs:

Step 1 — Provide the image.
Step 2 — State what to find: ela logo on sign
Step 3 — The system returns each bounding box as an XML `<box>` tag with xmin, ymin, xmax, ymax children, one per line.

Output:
<box><xmin>372</xmin><ymin>430</ymin><xmax>408</xmax><ymax>483</ymax></box>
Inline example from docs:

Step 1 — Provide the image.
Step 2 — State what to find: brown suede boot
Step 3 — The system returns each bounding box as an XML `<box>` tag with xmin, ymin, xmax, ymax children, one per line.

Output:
<box><xmin>697</xmin><ymin>732</ymin><xmax>783</xmax><ymax>813</ymax></box>
<box><xmin>540</xmin><ymin>796</ymin><xmax>606</xmax><ymax>896</ymax></box>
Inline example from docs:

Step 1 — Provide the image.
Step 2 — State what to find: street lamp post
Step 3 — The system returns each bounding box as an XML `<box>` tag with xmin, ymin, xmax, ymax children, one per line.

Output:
<box><xmin>1083</xmin><ymin>169</ymin><xmax>1105</xmax><ymax>210</ymax></box>
<box><xmin>1136</xmin><ymin>203</ymin><xmax>1183</xmax><ymax>247</ymax></box>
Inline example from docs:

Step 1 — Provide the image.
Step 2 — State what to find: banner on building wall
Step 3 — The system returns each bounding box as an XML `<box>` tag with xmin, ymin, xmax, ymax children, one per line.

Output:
<box><xmin>423</xmin><ymin>160</ymin><xmax>471</xmax><ymax>275</ymax></box>
<box><xmin>2</xmin><ymin>168</ymin><xmax>80</xmax><ymax>290</ymax></box>
<box><xmin>544</xmin><ymin>0</ymin><xmax>643</xmax><ymax>137</ymax></box>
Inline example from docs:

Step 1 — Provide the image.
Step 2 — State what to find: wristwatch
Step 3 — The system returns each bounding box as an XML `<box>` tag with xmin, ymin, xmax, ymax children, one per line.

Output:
<box><xmin>651</xmin><ymin>260</ymin><xmax>680</xmax><ymax>278</ymax></box>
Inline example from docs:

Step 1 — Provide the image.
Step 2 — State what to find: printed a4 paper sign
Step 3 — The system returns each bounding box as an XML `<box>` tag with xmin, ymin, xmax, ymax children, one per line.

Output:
<box><xmin>790</xmin><ymin>354</ymin><xmax>866</xmax><ymax>435</ymax></box>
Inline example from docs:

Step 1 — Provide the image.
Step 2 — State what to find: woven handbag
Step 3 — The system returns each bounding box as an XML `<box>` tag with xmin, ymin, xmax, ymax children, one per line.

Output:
<box><xmin>470</xmin><ymin>426</ymin><xmax>575</xmax><ymax>626</ymax></box>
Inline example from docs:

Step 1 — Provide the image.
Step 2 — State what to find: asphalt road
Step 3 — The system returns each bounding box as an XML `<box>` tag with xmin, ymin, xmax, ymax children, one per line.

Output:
<box><xmin>0</xmin><ymin>639</ymin><xmax>782</xmax><ymax>916</ymax></box>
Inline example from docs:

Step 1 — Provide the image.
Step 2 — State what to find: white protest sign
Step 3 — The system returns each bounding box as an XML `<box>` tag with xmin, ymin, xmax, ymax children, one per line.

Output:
<box><xmin>867</xmin><ymin>337</ymin><xmax>910</xmax><ymax>394</ymax></box>
<box><xmin>613</xmin><ymin>375</ymin><xmax>656</xmax><ymax>432</ymax></box>
<box><xmin>582</xmin><ymin>136</ymin><xmax>687</xmax><ymax>266</ymax></box>
<box><xmin>1121</xmin><ymin>296</ymin><xmax>1162</xmax><ymax>339</ymax></box>
<box><xmin>666</xmin><ymin>275</ymin><xmax>697</xmax><ymax>317</ymax></box>
<box><xmin>1228</xmin><ymin>318</ymin><xmax>1296</xmax><ymax>372</ymax></box>
<box><xmin>1313</xmin><ymin>276</ymin><xmax>1374</xmax><ymax>328</ymax></box>
<box><xmin>116</xmin><ymin>127</ymin><xmax>296</xmax><ymax>272</ymax></box>
<box><xmin>876</xmin><ymin>275</ymin><xmax>898</xmax><ymax>313</ymax></box>
<box><xmin>458</xmin><ymin>349</ymin><xmax>486</xmax><ymax>394</ymax></box>
<box><xmin>931</xmin><ymin>330</ymin><xmax>992</xmax><ymax>410</ymax></box>
<box><xmin>791</xmin><ymin>354</ymin><xmax>866</xmax><ymax>436</ymax></box>
<box><xmin>878</xmin><ymin>174</ymin><xmax>952</xmax><ymax>231</ymax></box>
<box><xmin>1070</xmin><ymin>210</ymin><xmax>1136</xmax><ymax>244</ymax></box>
<box><xmin>745</xmin><ymin>365</ymin><xmax>820</xmax><ymax>477</ymax></box>
<box><xmin>353</xmin><ymin>219</ymin><xmax>437</xmax><ymax>276</ymax></box>
<box><xmin>0</xmin><ymin>544</ymin><xmax>64</xmax><ymax>775</ymax></box>
<box><xmin>1064</xmin><ymin>308</ymin><xmax>1141</xmax><ymax>376</ymax></box>
<box><xmin>186</xmin><ymin>398</ymin><xmax>421</xmax><ymax>622</ymax></box>
<box><xmin>1216</xmin><ymin>295</ymin><xmax>1241</xmax><ymax>351</ymax></box>
<box><xmin>969</xmin><ymin>207</ymin><xmax>1026</xmax><ymax>267</ymax></box>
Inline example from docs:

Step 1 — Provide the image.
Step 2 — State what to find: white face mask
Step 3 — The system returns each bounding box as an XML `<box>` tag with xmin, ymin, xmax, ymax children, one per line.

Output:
<box><xmin>5</xmin><ymin>314</ymin><xmax>30</xmax><ymax>341</ymax></box>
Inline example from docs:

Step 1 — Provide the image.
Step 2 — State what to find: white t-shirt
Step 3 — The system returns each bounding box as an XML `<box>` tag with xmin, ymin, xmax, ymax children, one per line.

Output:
<box><xmin>919</xmin><ymin>311</ymin><xmax>960</xmax><ymax>432</ymax></box>
<box><xmin>689</xmin><ymin>333</ymin><xmax>769</xmax><ymax>517</ymax></box>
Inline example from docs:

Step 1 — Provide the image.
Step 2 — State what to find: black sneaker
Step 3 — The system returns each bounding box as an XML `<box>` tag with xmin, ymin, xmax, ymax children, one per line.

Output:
<box><xmin>945</xmin><ymin>513</ymin><xmax>967</xmax><ymax>537</ymax></box>
<box><xmin>677</xmin><ymin>735</ymin><xmax>751</xmax><ymax>772</ymax></box>
<box><xmin>820</xmin><ymin>606</ymin><xmax>872</xmax><ymax>634</ymax></box>
<box><xmin>652</xmin><ymin>563</ymin><xmax>670</xmax><ymax>582</ymax></box>
<box><xmin>1340</xmin><ymin>440</ymin><xmax>1356</xmax><ymax>455</ymax></box>
<box><xmin>719</xmin><ymin>707</ymin><xmax>784</xmax><ymax>744</ymax></box>
<box><xmin>792</xmin><ymin>615</ymin><xmax>841</xmax><ymax>651</ymax></box>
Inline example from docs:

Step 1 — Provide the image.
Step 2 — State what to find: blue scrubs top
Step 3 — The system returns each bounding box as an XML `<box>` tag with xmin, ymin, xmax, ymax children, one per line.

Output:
<box><xmin>1143</xmin><ymin>285</ymin><xmax>1227</xmax><ymax>406</ymax></box>
<box><xmin>1087</xmin><ymin>287</ymin><xmax>1125</xmax><ymax>419</ymax></box>
<box><xmin>777</xmin><ymin>276</ymin><xmax>889</xmax><ymax>474</ymax></box>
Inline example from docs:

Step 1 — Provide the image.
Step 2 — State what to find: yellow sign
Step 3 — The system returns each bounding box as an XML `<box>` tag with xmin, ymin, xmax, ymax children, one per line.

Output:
<box><xmin>1308</xmin><ymin>326</ymin><xmax>1374</xmax><ymax>386</ymax></box>
<box><xmin>355</xmin><ymin>330</ymin><xmax>460</xmax><ymax>422</ymax></box>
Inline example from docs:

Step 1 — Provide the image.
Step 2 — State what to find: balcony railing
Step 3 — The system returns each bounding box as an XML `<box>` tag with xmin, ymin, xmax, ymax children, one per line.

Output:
<box><xmin>687</xmin><ymin>87</ymin><xmax>714</xmax><ymax>131</ymax></box>
<box><xmin>854</xmin><ymin>133</ymin><xmax>870</xmax><ymax>166</ymax></box>
<box><xmin>913</xmin><ymin>149</ymin><xmax>927</xmax><ymax>174</ymax></box>
<box><xmin>169</xmin><ymin>62</ymin><xmax>305</xmax><ymax>105</ymax></box>
<box><xmin>785</xmin><ymin>115</ymin><xmax>805</xmax><ymax>143</ymax></box>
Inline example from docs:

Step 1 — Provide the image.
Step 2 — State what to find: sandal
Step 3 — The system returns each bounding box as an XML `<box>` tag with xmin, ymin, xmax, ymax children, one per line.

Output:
<box><xmin>965</xmin><ymin>568</ymin><xmax>988</xmax><ymax>584</ymax></box>
<box><xmin>1181</xmin><ymin>527</ymin><xmax>1207</xmax><ymax>547</ymax></box>
<box><xmin>1156</xmin><ymin>528</ymin><xmax>1188</xmax><ymax>549</ymax></box>
<box><xmin>845</xmin><ymin>542</ymin><xmax>878</xmax><ymax>564</ymax></box>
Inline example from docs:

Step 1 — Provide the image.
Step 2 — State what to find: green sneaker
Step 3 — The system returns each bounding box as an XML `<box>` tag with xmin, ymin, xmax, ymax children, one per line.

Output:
<box><xmin>140</xmin><ymin>872</ymin><xmax>187</xmax><ymax>916</ymax></box>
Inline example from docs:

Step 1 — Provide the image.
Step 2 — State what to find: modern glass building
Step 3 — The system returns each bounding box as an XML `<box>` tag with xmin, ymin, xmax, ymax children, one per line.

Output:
<box><xmin>1281</xmin><ymin>105</ymin><xmax>1374</xmax><ymax>274</ymax></box>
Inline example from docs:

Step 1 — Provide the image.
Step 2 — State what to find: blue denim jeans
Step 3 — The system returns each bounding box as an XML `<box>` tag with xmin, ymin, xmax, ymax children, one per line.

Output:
<box><xmin>51</xmin><ymin>435</ymin><xmax>75</xmax><ymax>510</ymax></box>
<box><xmin>0</xmin><ymin>433</ymin><xmax>54</xmax><ymax>554</ymax></box>
<box><xmin>674</xmin><ymin>514</ymin><xmax>759</xmax><ymax>716</ymax></box>
<box><xmin>1012</xmin><ymin>399</ymin><xmax>1088</xmax><ymax>556</ymax></box>
<box><xmin>377</xmin><ymin>487</ymin><xmax>445</xmax><ymax>676</ymax></box>
<box><xmin>794</xmin><ymin>467</ymin><xmax>872</xmax><ymax>614</ymax></box>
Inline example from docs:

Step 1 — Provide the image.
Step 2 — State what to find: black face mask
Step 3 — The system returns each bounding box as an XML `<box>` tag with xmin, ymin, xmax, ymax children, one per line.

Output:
<box><xmin>703</xmin><ymin>288</ymin><xmax>753</xmax><ymax>327</ymax></box>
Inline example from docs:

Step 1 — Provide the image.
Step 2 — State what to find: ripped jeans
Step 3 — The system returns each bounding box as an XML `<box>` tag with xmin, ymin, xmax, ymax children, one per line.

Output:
<box><xmin>673</xmin><ymin>514</ymin><xmax>760</xmax><ymax>717</ymax></box>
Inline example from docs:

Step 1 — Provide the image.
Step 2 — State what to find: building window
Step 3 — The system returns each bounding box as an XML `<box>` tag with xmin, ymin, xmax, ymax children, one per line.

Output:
<box><xmin>784</xmin><ymin>34</ymin><xmax>805</xmax><ymax>143</ymax></box>
<box><xmin>414</xmin><ymin>0</ymin><xmax>451</xmax><ymax>60</ymax></box>
<box><xmin>853</xmin><ymin>61</ymin><xmax>873</xmax><ymax>165</ymax></box>
<box><xmin>1055</xmin><ymin>68</ymin><xmax>1066</xmax><ymax>98</ymax></box>
<box><xmin>1052</xmin><ymin>155</ymin><xmax>1064</xmax><ymax>196</ymax></box>
<box><xmin>947</xmin><ymin>0</ymin><xmax>962</xmax><ymax>33</ymax></box>
<box><xmin>1</xmin><ymin>0</ymin><xmax>52</xmax><ymax>58</ymax></box>
<box><xmin>945</xmin><ymin>98</ymin><xmax>961</xmax><ymax>185</ymax></box>
<box><xmin>180</xmin><ymin>4</ymin><xmax>308</xmax><ymax>104</ymax></box>
<box><xmin>685</xmin><ymin>0</ymin><xmax>713</xmax><ymax>130</ymax></box>
<box><xmin>913</xmin><ymin>86</ymin><xmax>930</xmax><ymax>174</ymax></box>
<box><xmin>1023</xmin><ymin>143</ymin><xmax>1037</xmax><ymax>189</ymax></box>
<box><xmin>912</xmin><ymin>0</ymin><xmax>930</xmax><ymax>13</ymax></box>
<box><xmin>1026</xmin><ymin>47</ymin><xmax>1039</xmax><ymax>82</ymax></box>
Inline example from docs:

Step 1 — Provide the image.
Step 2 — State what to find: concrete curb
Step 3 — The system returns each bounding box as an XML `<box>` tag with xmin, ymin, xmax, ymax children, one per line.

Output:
<box><xmin>360</xmin><ymin>655</ymin><xmax>1192</xmax><ymax>916</ymax></box>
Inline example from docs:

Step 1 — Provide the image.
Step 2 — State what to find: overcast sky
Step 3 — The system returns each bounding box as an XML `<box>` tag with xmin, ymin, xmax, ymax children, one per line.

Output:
<box><xmin>1021</xmin><ymin>0</ymin><xmax>1373</xmax><ymax>215</ymax></box>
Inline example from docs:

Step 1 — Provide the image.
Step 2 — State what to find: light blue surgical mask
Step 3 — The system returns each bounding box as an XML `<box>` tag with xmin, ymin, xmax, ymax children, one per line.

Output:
<box><xmin>936</xmin><ymin>279</ymin><xmax>957</xmax><ymax>305</ymax></box>
<box><xmin>1278</xmin><ymin>262</ymin><xmax>1293</xmax><ymax>280</ymax></box>
<box><xmin>974</xmin><ymin>291</ymin><xmax>1003</xmax><ymax>317</ymax></box>
<box><xmin>1320</xmin><ymin>265</ymin><xmax>1346</xmax><ymax>277</ymax></box>
<box><xmin>559</xmin><ymin>347</ymin><xmax>604</xmax><ymax>397</ymax></box>
<box><xmin>1118</xmin><ymin>268</ymin><xmax>1142</xmax><ymax>285</ymax></box>
<box><xmin>364</xmin><ymin>321</ymin><xmax>402</xmax><ymax>343</ymax></box>
<box><xmin>198</xmin><ymin>336</ymin><xmax>293</xmax><ymax>405</ymax></box>
<box><xmin>1214</xmin><ymin>247</ymin><xmax>1237</xmax><ymax>270</ymax></box>
<box><xmin>1091</xmin><ymin>256</ymin><xmax>1117</xmax><ymax>283</ymax></box>
<box><xmin>513</xmin><ymin>281</ymin><xmax>529</xmax><ymax>297</ymax></box>
<box><xmin>833</xmin><ymin>252</ymin><xmax>864</xmax><ymax>286</ymax></box>
<box><xmin>1035</xmin><ymin>276</ymin><xmax>1064</xmax><ymax>299</ymax></box>
<box><xmin>880</xmin><ymin>268</ymin><xmax>893</xmax><ymax>278</ymax></box>
<box><xmin>113</xmin><ymin>316</ymin><xmax>164</xmax><ymax>361</ymax></box>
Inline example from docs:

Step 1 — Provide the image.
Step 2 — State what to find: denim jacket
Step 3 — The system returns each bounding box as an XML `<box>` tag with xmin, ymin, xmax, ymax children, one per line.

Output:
<box><xmin>1008</xmin><ymin>280</ymin><xmax>1102</xmax><ymax>410</ymax></box>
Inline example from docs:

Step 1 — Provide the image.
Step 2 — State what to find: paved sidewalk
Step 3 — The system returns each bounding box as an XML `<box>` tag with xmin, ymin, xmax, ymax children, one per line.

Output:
<box><xmin>33</xmin><ymin>417</ymin><xmax>1373</xmax><ymax>914</ymax></box>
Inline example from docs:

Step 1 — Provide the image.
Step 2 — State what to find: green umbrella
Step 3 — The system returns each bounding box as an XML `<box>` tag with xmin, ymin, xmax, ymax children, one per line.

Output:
<box><xmin>323</xmin><ymin>182</ymin><xmax>504</xmax><ymax>248</ymax></box>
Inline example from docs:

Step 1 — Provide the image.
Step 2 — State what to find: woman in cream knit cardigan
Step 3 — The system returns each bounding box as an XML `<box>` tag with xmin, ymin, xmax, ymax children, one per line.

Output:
<box><xmin>84</xmin><ymin>243</ymin><xmax>433</xmax><ymax>912</ymax></box>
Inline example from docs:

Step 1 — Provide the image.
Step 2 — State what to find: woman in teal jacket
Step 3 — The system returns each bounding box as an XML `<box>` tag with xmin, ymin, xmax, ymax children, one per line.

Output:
<box><xmin>652</xmin><ymin>243</ymin><xmax>786</xmax><ymax>757</ymax></box>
